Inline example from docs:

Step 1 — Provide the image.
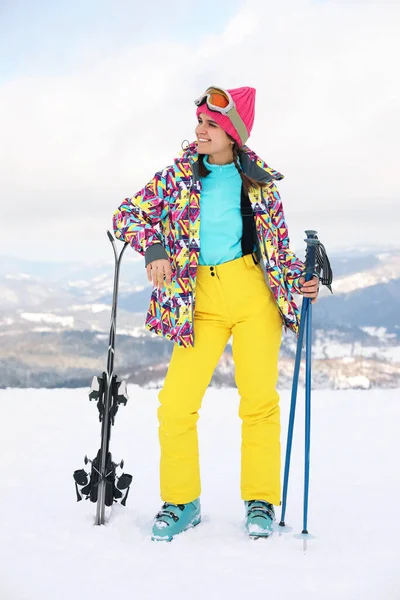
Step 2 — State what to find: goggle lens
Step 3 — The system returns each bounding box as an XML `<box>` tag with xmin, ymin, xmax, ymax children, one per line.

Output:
<box><xmin>207</xmin><ymin>89</ymin><xmax>230</xmax><ymax>108</ymax></box>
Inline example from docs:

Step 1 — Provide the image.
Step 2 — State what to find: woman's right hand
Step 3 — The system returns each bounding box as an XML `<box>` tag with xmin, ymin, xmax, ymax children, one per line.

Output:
<box><xmin>146</xmin><ymin>259</ymin><xmax>172</xmax><ymax>289</ymax></box>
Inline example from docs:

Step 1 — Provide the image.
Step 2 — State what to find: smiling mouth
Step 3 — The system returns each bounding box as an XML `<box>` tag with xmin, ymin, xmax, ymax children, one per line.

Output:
<box><xmin>198</xmin><ymin>139</ymin><xmax>210</xmax><ymax>143</ymax></box>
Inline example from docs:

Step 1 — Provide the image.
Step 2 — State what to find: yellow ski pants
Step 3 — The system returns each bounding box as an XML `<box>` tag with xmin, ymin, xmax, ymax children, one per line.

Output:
<box><xmin>157</xmin><ymin>253</ymin><xmax>283</xmax><ymax>506</ymax></box>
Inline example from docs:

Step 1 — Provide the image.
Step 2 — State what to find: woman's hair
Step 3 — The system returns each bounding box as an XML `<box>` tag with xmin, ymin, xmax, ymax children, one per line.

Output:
<box><xmin>198</xmin><ymin>134</ymin><xmax>268</xmax><ymax>194</ymax></box>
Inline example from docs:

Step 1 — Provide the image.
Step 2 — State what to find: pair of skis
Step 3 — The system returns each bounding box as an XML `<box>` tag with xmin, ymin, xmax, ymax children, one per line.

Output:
<box><xmin>73</xmin><ymin>232</ymin><xmax>132</xmax><ymax>525</ymax></box>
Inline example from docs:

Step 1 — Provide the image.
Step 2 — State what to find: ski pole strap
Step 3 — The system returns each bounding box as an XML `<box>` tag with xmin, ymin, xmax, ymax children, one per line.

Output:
<box><xmin>303</xmin><ymin>230</ymin><xmax>333</xmax><ymax>293</ymax></box>
<box><xmin>314</xmin><ymin>241</ymin><xmax>333</xmax><ymax>293</ymax></box>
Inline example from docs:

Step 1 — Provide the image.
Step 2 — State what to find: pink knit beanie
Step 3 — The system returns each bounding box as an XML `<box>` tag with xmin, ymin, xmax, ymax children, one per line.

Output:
<box><xmin>195</xmin><ymin>86</ymin><xmax>256</xmax><ymax>147</ymax></box>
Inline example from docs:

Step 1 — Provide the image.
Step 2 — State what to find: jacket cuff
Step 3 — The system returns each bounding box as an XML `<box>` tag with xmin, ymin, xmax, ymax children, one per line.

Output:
<box><xmin>144</xmin><ymin>243</ymin><xmax>169</xmax><ymax>267</ymax></box>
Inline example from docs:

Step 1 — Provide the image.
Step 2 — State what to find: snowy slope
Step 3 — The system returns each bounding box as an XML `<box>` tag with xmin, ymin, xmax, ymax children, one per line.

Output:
<box><xmin>0</xmin><ymin>386</ymin><xmax>399</xmax><ymax>600</ymax></box>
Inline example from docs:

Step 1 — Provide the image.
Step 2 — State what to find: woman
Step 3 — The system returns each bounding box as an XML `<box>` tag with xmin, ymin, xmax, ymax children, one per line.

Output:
<box><xmin>113</xmin><ymin>85</ymin><xmax>319</xmax><ymax>542</ymax></box>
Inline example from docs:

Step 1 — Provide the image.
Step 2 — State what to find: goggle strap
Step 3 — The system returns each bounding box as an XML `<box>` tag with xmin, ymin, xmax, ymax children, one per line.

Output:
<box><xmin>224</xmin><ymin>106</ymin><xmax>249</xmax><ymax>146</ymax></box>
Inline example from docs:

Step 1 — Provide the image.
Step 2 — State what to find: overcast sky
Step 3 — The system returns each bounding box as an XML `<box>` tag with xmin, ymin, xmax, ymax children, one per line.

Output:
<box><xmin>0</xmin><ymin>0</ymin><xmax>399</xmax><ymax>263</ymax></box>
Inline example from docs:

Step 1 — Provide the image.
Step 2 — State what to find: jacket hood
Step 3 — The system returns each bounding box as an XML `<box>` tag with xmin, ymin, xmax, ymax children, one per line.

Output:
<box><xmin>178</xmin><ymin>141</ymin><xmax>284</xmax><ymax>182</ymax></box>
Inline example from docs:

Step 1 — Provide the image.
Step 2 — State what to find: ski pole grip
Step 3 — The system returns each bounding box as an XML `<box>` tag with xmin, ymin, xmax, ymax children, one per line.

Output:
<box><xmin>107</xmin><ymin>230</ymin><xmax>114</xmax><ymax>243</ymax></box>
<box><xmin>304</xmin><ymin>230</ymin><xmax>319</xmax><ymax>282</ymax></box>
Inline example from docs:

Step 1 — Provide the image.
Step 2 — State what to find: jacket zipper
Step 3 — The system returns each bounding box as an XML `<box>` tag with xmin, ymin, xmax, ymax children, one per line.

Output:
<box><xmin>188</xmin><ymin>158</ymin><xmax>198</xmax><ymax>346</ymax></box>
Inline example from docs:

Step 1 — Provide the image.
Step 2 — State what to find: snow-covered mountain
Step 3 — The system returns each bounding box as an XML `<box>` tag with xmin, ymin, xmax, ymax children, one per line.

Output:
<box><xmin>0</xmin><ymin>247</ymin><xmax>399</xmax><ymax>389</ymax></box>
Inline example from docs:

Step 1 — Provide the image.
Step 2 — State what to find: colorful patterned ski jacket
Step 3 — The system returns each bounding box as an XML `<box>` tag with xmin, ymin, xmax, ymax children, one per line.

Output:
<box><xmin>112</xmin><ymin>142</ymin><xmax>305</xmax><ymax>348</ymax></box>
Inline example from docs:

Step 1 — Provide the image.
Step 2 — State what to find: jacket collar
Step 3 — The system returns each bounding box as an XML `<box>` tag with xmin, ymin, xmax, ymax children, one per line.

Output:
<box><xmin>179</xmin><ymin>141</ymin><xmax>284</xmax><ymax>183</ymax></box>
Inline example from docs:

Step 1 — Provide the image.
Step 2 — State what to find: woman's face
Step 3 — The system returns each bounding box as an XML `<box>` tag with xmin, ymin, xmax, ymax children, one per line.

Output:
<box><xmin>195</xmin><ymin>112</ymin><xmax>232</xmax><ymax>158</ymax></box>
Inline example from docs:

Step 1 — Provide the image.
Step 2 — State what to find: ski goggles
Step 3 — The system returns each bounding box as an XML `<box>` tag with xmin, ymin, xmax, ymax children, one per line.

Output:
<box><xmin>194</xmin><ymin>86</ymin><xmax>248</xmax><ymax>146</ymax></box>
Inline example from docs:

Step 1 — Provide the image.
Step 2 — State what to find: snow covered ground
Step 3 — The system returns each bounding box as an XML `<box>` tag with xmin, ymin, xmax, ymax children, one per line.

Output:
<box><xmin>0</xmin><ymin>386</ymin><xmax>399</xmax><ymax>600</ymax></box>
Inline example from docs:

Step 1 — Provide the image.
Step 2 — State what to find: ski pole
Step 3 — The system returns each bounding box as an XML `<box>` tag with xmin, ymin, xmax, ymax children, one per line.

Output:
<box><xmin>302</xmin><ymin>233</ymin><xmax>319</xmax><ymax>534</ymax></box>
<box><xmin>279</xmin><ymin>230</ymin><xmax>319</xmax><ymax>531</ymax></box>
<box><xmin>279</xmin><ymin>272</ymin><xmax>309</xmax><ymax>527</ymax></box>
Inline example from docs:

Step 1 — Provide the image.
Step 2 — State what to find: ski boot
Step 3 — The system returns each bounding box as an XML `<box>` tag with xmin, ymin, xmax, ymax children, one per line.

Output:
<box><xmin>245</xmin><ymin>500</ymin><xmax>275</xmax><ymax>539</ymax></box>
<box><xmin>151</xmin><ymin>498</ymin><xmax>201</xmax><ymax>542</ymax></box>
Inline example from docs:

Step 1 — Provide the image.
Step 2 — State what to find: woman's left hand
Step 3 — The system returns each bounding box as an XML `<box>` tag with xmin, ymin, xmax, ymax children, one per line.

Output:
<box><xmin>299</xmin><ymin>276</ymin><xmax>319</xmax><ymax>304</ymax></box>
